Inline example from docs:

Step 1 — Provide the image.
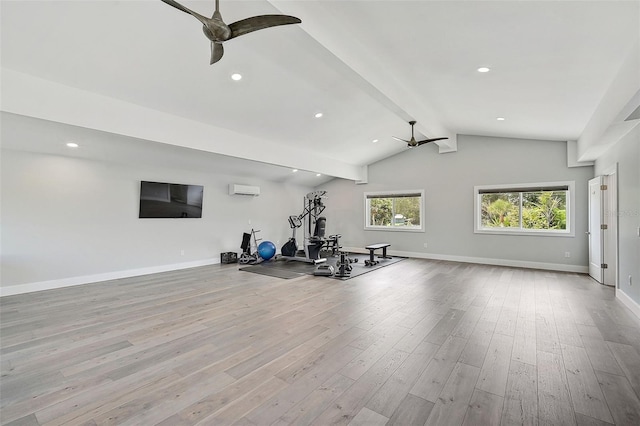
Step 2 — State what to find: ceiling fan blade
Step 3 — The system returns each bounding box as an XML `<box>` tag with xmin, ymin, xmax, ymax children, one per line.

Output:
<box><xmin>416</xmin><ymin>137</ymin><xmax>448</xmax><ymax>146</ymax></box>
<box><xmin>229</xmin><ymin>15</ymin><xmax>301</xmax><ymax>39</ymax></box>
<box><xmin>160</xmin><ymin>0</ymin><xmax>209</xmax><ymax>26</ymax></box>
<box><xmin>210</xmin><ymin>42</ymin><xmax>224</xmax><ymax>64</ymax></box>
<box><xmin>392</xmin><ymin>136</ymin><xmax>410</xmax><ymax>143</ymax></box>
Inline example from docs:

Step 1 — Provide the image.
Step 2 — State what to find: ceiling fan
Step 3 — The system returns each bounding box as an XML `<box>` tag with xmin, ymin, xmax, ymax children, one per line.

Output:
<box><xmin>160</xmin><ymin>0</ymin><xmax>301</xmax><ymax>64</ymax></box>
<box><xmin>393</xmin><ymin>121</ymin><xmax>448</xmax><ymax>147</ymax></box>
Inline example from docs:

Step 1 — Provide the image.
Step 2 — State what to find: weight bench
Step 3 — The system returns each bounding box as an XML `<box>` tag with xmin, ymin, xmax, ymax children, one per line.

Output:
<box><xmin>364</xmin><ymin>243</ymin><xmax>391</xmax><ymax>266</ymax></box>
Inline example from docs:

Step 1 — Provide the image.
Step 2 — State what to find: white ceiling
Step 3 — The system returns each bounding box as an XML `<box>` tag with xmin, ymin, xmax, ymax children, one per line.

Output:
<box><xmin>0</xmin><ymin>112</ymin><xmax>325</xmax><ymax>185</ymax></box>
<box><xmin>1</xmin><ymin>1</ymin><xmax>639</xmax><ymax>185</ymax></box>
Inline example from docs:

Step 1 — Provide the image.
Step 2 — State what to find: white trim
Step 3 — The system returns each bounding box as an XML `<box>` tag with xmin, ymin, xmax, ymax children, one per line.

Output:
<box><xmin>364</xmin><ymin>189</ymin><xmax>425</xmax><ymax>232</ymax></box>
<box><xmin>616</xmin><ymin>288</ymin><xmax>640</xmax><ymax>320</ymax></box>
<box><xmin>342</xmin><ymin>247</ymin><xmax>589</xmax><ymax>274</ymax></box>
<box><xmin>474</xmin><ymin>180</ymin><xmax>575</xmax><ymax>237</ymax></box>
<box><xmin>601</xmin><ymin>163</ymin><xmax>619</xmax><ymax>289</ymax></box>
<box><xmin>473</xmin><ymin>229</ymin><xmax>573</xmax><ymax>237</ymax></box>
<box><xmin>0</xmin><ymin>259</ymin><xmax>218</xmax><ymax>297</ymax></box>
<box><xmin>2</xmin><ymin>251</ymin><xmax>594</xmax><ymax>297</ymax></box>
<box><xmin>364</xmin><ymin>227</ymin><xmax>425</xmax><ymax>233</ymax></box>
<box><xmin>567</xmin><ymin>140</ymin><xmax>595</xmax><ymax>168</ymax></box>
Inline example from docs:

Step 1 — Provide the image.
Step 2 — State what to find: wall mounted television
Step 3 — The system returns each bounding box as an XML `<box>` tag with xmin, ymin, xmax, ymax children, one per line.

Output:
<box><xmin>139</xmin><ymin>181</ymin><xmax>204</xmax><ymax>218</ymax></box>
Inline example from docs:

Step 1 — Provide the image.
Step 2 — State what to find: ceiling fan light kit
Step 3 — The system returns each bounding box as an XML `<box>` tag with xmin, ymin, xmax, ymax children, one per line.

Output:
<box><xmin>392</xmin><ymin>121</ymin><xmax>448</xmax><ymax>148</ymax></box>
<box><xmin>161</xmin><ymin>0</ymin><xmax>301</xmax><ymax>64</ymax></box>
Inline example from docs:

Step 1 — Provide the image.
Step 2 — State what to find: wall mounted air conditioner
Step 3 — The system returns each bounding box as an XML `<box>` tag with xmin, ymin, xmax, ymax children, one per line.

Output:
<box><xmin>229</xmin><ymin>184</ymin><xmax>260</xmax><ymax>196</ymax></box>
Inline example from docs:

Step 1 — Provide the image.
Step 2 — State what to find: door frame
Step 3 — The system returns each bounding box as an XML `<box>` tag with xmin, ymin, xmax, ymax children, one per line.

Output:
<box><xmin>588</xmin><ymin>176</ymin><xmax>604</xmax><ymax>283</ymax></box>
<box><xmin>602</xmin><ymin>164</ymin><xmax>619</xmax><ymax>288</ymax></box>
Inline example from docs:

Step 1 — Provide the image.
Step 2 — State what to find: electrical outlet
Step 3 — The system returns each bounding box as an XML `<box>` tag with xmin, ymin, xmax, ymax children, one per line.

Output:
<box><xmin>180</xmin><ymin>249</ymin><xmax>185</xmax><ymax>256</ymax></box>
<box><xmin>564</xmin><ymin>252</ymin><xmax>571</xmax><ymax>258</ymax></box>
<box><xmin>423</xmin><ymin>243</ymin><xmax>428</xmax><ymax>248</ymax></box>
<box><xmin>248</xmin><ymin>219</ymin><xmax>251</xmax><ymax>225</ymax></box>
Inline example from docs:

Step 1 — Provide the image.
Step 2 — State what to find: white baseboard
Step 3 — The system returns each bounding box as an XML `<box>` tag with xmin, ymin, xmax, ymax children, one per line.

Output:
<box><xmin>342</xmin><ymin>247</ymin><xmax>589</xmax><ymax>274</ymax></box>
<box><xmin>616</xmin><ymin>288</ymin><xmax>640</xmax><ymax>320</ymax></box>
<box><xmin>0</xmin><ymin>251</ymin><xmax>591</xmax><ymax>297</ymax></box>
<box><xmin>0</xmin><ymin>259</ymin><xmax>219</xmax><ymax>297</ymax></box>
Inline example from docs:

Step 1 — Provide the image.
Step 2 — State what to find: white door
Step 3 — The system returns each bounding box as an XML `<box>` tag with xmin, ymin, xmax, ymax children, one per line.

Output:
<box><xmin>588</xmin><ymin>176</ymin><xmax>604</xmax><ymax>283</ymax></box>
<box><xmin>603</xmin><ymin>170</ymin><xmax>618</xmax><ymax>287</ymax></box>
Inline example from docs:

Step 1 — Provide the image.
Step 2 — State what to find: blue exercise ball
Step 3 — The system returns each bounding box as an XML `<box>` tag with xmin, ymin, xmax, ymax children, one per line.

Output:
<box><xmin>258</xmin><ymin>241</ymin><xmax>276</xmax><ymax>260</ymax></box>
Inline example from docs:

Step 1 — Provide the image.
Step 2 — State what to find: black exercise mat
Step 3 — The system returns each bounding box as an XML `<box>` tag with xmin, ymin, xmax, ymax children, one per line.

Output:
<box><xmin>326</xmin><ymin>253</ymin><xmax>405</xmax><ymax>280</ymax></box>
<box><xmin>239</xmin><ymin>252</ymin><xmax>405</xmax><ymax>280</ymax></box>
<box><xmin>238</xmin><ymin>265</ymin><xmax>305</xmax><ymax>279</ymax></box>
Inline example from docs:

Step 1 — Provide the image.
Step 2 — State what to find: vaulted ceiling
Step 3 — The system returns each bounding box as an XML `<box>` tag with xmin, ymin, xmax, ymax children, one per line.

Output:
<box><xmin>2</xmin><ymin>1</ymin><xmax>639</xmax><ymax>185</ymax></box>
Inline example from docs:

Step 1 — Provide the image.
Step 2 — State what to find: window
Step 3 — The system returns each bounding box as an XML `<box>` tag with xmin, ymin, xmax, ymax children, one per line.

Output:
<box><xmin>365</xmin><ymin>190</ymin><xmax>424</xmax><ymax>232</ymax></box>
<box><xmin>474</xmin><ymin>181</ymin><xmax>574</xmax><ymax>236</ymax></box>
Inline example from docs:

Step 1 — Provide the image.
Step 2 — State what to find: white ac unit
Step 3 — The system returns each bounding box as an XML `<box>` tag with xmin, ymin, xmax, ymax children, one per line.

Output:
<box><xmin>229</xmin><ymin>184</ymin><xmax>260</xmax><ymax>196</ymax></box>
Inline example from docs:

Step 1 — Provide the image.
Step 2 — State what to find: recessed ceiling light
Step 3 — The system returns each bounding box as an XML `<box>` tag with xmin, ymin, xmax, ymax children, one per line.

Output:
<box><xmin>292</xmin><ymin>169</ymin><xmax>298</xmax><ymax>173</ymax></box>
<box><xmin>231</xmin><ymin>73</ymin><xmax>242</xmax><ymax>81</ymax></box>
<box><xmin>316</xmin><ymin>173</ymin><xmax>321</xmax><ymax>177</ymax></box>
<box><xmin>372</xmin><ymin>139</ymin><xmax>379</xmax><ymax>143</ymax></box>
<box><xmin>496</xmin><ymin>117</ymin><xmax>505</xmax><ymax>121</ymax></box>
<box><xmin>66</xmin><ymin>142</ymin><xmax>79</xmax><ymax>148</ymax></box>
<box><xmin>477</xmin><ymin>67</ymin><xmax>490</xmax><ymax>73</ymax></box>
<box><xmin>314</xmin><ymin>112</ymin><xmax>323</xmax><ymax>119</ymax></box>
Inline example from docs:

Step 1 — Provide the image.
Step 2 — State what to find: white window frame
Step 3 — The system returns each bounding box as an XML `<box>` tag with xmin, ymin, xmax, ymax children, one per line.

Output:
<box><xmin>474</xmin><ymin>181</ymin><xmax>575</xmax><ymax>237</ymax></box>
<box><xmin>364</xmin><ymin>189</ymin><xmax>425</xmax><ymax>233</ymax></box>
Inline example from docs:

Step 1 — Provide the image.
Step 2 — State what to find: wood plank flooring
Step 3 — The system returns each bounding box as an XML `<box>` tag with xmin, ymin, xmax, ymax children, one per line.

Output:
<box><xmin>2</xmin><ymin>259</ymin><xmax>640</xmax><ymax>425</ymax></box>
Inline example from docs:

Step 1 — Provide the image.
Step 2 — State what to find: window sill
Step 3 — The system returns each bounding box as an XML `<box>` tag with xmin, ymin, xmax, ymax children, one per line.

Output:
<box><xmin>365</xmin><ymin>226</ymin><xmax>425</xmax><ymax>233</ymax></box>
<box><xmin>475</xmin><ymin>229</ymin><xmax>574</xmax><ymax>237</ymax></box>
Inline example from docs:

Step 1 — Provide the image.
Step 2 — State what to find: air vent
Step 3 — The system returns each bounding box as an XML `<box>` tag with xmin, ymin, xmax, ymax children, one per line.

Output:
<box><xmin>229</xmin><ymin>184</ymin><xmax>260</xmax><ymax>196</ymax></box>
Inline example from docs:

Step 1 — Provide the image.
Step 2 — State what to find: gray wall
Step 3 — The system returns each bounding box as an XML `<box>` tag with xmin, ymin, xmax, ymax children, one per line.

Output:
<box><xmin>318</xmin><ymin>135</ymin><xmax>594</xmax><ymax>271</ymax></box>
<box><xmin>1</xmin><ymin>131</ymin><xmax>613</xmax><ymax>293</ymax></box>
<box><xmin>1</xmin><ymin>148</ymin><xmax>311</xmax><ymax>289</ymax></box>
<box><xmin>595</xmin><ymin>125</ymin><xmax>640</xmax><ymax>307</ymax></box>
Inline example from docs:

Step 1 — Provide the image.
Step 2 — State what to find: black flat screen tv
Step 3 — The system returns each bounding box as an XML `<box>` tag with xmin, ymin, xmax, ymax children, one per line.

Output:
<box><xmin>139</xmin><ymin>181</ymin><xmax>204</xmax><ymax>218</ymax></box>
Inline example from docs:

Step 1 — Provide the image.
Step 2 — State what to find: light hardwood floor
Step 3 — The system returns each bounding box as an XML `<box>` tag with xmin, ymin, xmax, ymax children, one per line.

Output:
<box><xmin>2</xmin><ymin>259</ymin><xmax>640</xmax><ymax>425</ymax></box>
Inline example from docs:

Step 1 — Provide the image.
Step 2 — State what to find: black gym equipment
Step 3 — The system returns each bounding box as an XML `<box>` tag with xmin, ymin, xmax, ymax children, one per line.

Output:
<box><xmin>281</xmin><ymin>237</ymin><xmax>297</xmax><ymax>257</ymax></box>
<box><xmin>313</xmin><ymin>264</ymin><xmax>335</xmax><ymax>276</ymax></box>
<box><xmin>279</xmin><ymin>191</ymin><xmax>341</xmax><ymax>264</ymax></box>
<box><xmin>334</xmin><ymin>251</ymin><xmax>358</xmax><ymax>278</ymax></box>
<box><xmin>364</xmin><ymin>243</ymin><xmax>392</xmax><ymax>266</ymax></box>
<box><xmin>239</xmin><ymin>228</ymin><xmax>263</xmax><ymax>264</ymax></box>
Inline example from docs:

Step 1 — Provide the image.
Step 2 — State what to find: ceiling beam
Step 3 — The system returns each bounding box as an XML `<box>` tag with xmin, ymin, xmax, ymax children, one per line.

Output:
<box><xmin>268</xmin><ymin>0</ymin><xmax>458</xmax><ymax>154</ymax></box>
<box><xmin>577</xmin><ymin>40</ymin><xmax>640</xmax><ymax>161</ymax></box>
<box><xmin>1</xmin><ymin>68</ymin><xmax>366</xmax><ymax>181</ymax></box>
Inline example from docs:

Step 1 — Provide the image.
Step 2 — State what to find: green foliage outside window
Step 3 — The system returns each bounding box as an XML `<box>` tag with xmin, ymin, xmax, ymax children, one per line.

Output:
<box><xmin>481</xmin><ymin>193</ymin><xmax>519</xmax><ymax>228</ymax></box>
<box><xmin>369</xmin><ymin>195</ymin><xmax>421</xmax><ymax>227</ymax></box>
<box><xmin>481</xmin><ymin>191</ymin><xmax>567</xmax><ymax>230</ymax></box>
<box><xmin>370</xmin><ymin>198</ymin><xmax>393</xmax><ymax>226</ymax></box>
